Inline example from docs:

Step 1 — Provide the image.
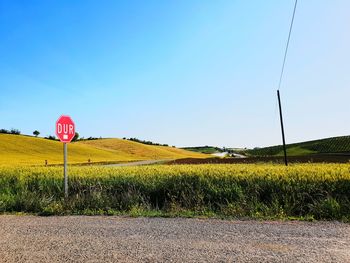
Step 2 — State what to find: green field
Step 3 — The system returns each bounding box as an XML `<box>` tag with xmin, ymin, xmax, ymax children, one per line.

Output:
<box><xmin>181</xmin><ymin>146</ymin><xmax>223</xmax><ymax>154</ymax></box>
<box><xmin>247</xmin><ymin>135</ymin><xmax>350</xmax><ymax>156</ymax></box>
<box><xmin>0</xmin><ymin>134</ymin><xmax>206</xmax><ymax>166</ymax></box>
<box><xmin>1</xmin><ymin>164</ymin><xmax>349</xmax><ymax>220</ymax></box>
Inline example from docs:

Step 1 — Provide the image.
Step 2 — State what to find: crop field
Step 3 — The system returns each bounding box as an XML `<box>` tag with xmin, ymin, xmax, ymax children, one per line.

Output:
<box><xmin>78</xmin><ymin>138</ymin><xmax>206</xmax><ymax>160</ymax></box>
<box><xmin>170</xmin><ymin>154</ymin><xmax>350</xmax><ymax>164</ymax></box>
<box><xmin>181</xmin><ymin>146</ymin><xmax>224</xmax><ymax>154</ymax></box>
<box><xmin>0</xmin><ymin>134</ymin><xmax>206</xmax><ymax>166</ymax></box>
<box><xmin>0</xmin><ymin>163</ymin><xmax>349</xmax><ymax>220</ymax></box>
<box><xmin>247</xmin><ymin>135</ymin><xmax>350</xmax><ymax>156</ymax></box>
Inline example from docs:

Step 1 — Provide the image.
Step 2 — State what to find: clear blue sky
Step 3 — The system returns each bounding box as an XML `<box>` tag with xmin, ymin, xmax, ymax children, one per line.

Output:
<box><xmin>0</xmin><ymin>1</ymin><xmax>349</xmax><ymax>148</ymax></box>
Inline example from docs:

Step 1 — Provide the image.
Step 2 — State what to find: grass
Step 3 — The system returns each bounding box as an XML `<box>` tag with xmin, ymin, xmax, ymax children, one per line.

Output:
<box><xmin>0</xmin><ymin>134</ymin><xmax>206</xmax><ymax>166</ymax></box>
<box><xmin>0</xmin><ymin>163</ymin><xmax>349</xmax><ymax>221</ymax></box>
<box><xmin>276</xmin><ymin>146</ymin><xmax>316</xmax><ymax>156</ymax></box>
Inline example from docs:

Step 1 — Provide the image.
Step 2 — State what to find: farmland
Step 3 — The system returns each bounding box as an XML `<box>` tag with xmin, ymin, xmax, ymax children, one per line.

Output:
<box><xmin>0</xmin><ymin>164</ymin><xmax>349</xmax><ymax>220</ymax></box>
<box><xmin>78</xmin><ymin>138</ymin><xmax>206</xmax><ymax>160</ymax></box>
<box><xmin>1</xmin><ymin>134</ymin><xmax>350</xmax><ymax>221</ymax></box>
<box><xmin>0</xmin><ymin>134</ymin><xmax>206</xmax><ymax>166</ymax></box>
<box><xmin>247</xmin><ymin>135</ymin><xmax>350</xmax><ymax>156</ymax></box>
<box><xmin>181</xmin><ymin>146</ymin><xmax>224</xmax><ymax>154</ymax></box>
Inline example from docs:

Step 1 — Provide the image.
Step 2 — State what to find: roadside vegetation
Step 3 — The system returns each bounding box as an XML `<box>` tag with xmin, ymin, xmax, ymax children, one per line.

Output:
<box><xmin>0</xmin><ymin>164</ymin><xmax>349</xmax><ymax>221</ymax></box>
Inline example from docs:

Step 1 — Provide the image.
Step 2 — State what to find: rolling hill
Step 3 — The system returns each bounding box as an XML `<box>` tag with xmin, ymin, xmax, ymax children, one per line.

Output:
<box><xmin>0</xmin><ymin>134</ymin><xmax>206</xmax><ymax>166</ymax></box>
<box><xmin>77</xmin><ymin>138</ymin><xmax>207</xmax><ymax>160</ymax></box>
<box><xmin>247</xmin><ymin>135</ymin><xmax>350</xmax><ymax>156</ymax></box>
<box><xmin>181</xmin><ymin>146</ymin><xmax>224</xmax><ymax>154</ymax></box>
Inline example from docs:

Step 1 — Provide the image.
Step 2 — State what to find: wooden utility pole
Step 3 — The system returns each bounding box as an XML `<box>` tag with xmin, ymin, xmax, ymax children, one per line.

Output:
<box><xmin>277</xmin><ymin>90</ymin><xmax>288</xmax><ymax>166</ymax></box>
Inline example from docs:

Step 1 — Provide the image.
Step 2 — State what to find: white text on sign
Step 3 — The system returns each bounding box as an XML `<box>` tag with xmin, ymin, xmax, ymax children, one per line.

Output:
<box><xmin>57</xmin><ymin>124</ymin><xmax>74</xmax><ymax>137</ymax></box>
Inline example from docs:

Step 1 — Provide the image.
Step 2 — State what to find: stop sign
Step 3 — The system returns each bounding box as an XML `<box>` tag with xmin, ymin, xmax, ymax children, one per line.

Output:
<box><xmin>56</xmin><ymin>115</ymin><xmax>75</xmax><ymax>143</ymax></box>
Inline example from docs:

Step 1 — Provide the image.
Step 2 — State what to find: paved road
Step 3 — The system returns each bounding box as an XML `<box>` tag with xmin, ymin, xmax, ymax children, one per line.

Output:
<box><xmin>0</xmin><ymin>216</ymin><xmax>349</xmax><ymax>263</ymax></box>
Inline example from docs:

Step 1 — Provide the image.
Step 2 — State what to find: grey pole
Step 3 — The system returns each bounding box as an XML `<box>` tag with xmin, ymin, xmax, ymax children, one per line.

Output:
<box><xmin>64</xmin><ymin>142</ymin><xmax>68</xmax><ymax>197</ymax></box>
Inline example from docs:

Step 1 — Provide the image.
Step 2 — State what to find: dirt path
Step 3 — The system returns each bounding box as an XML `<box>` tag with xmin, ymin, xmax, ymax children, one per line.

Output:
<box><xmin>103</xmin><ymin>159</ymin><xmax>170</xmax><ymax>167</ymax></box>
<box><xmin>0</xmin><ymin>216</ymin><xmax>349</xmax><ymax>262</ymax></box>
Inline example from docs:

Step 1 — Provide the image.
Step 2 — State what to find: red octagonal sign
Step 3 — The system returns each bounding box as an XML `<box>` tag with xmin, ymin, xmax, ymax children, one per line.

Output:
<box><xmin>56</xmin><ymin>115</ymin><xmax>75</xmax><ymax>143</ymax></box>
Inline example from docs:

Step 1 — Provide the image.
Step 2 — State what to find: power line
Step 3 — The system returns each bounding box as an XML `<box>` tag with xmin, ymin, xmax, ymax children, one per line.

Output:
<box><xmin>277</xmin><ymin>0</ymin><xmax>298</xmax><ymax>166</ymax></box>
<box><xmin>278</xmin><ymin>0</ymin><xmax>298</xmax><ymax>91</ymax></box>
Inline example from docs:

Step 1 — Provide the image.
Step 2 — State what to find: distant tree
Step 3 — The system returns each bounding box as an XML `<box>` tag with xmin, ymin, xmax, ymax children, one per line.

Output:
<box><xmin>72</xmin><ymin>132</ymin><xmax>79</xmax><ymax>142</ymax></box>
<box><xmin>10</xmin><ymin>128</ymin><xmax>21</xmax><ymax>135</ymax></box>
<box><xmin>33</xmin><ymin>130</ymin><xmax>40</xmax><ymax>137</ymax></box>
<box><xmin>0</xmin><ymin>129</ymin><xmax>9</xmax><ymax>134</ymax></box>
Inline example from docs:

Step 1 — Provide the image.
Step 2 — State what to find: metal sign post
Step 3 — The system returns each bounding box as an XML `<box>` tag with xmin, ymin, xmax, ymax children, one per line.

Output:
<box><xmin>56</xmin><ymin>115</ymin><xmax>75</xmax><ymax>198</ymax></box>
<box><xmin>64</xmin><ymin>142</ymin><xmax>68</xmax><ymax>198</ymax></box>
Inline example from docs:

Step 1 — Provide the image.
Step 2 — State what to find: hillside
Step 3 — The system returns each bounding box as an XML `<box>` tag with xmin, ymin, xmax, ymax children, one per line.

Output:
<box><xmin>77</xmin><ymin>138</ymin><xmax>207</xmax><ymax>160</ymax></box>
<box><xmin>0</xmin><ymin>134</ymin><xmax>206</xmax><ymax>166</ymax></box>
<box><xmin>247</xmin><ymin>135</ymin><xmax>350</xmax><ymax>156</ymax></box>
<box><xmin>181</xmin><ymin>146</ymin><xmax>224</xmax><ymax>154</ymax></box>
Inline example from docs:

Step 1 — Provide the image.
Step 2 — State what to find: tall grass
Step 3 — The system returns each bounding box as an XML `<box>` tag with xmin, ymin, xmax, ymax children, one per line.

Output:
<box><xmin>0</xmin><ymin>164</ymin><xmax>349</xmax><ymax>220</ymax></box>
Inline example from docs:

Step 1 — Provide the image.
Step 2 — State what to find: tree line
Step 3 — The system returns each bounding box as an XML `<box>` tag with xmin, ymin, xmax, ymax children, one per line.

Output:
<box><xmin>0</xmin><ymin>128</ymin><xmax>81</xmax><ymax>142</ymax></box>
<box><xmin>0</xmin><ymin>128</ymin><xmax>171</xmax><ymax>146</ymax></box>
<box><xmin>123</xmin><ymin>137</ymin><xmax>169</xmax><ymax>147</ymax></box>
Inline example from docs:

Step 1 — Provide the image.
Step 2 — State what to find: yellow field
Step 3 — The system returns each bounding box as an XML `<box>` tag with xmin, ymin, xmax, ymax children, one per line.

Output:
<box><xmin>0</xmin><ymin>134</ymin><xmax>206</xmax><ymax>166</ymax></box>
<box><xmin>78</xmin><ymin>138</ymin><xmax>205</xmax><ymax>160</ymax></box>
